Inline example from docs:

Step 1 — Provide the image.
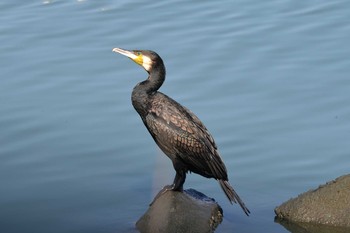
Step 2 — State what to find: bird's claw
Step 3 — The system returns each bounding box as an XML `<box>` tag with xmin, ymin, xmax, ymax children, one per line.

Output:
<box><xmin>149</xmin><ymin>184</ymin><xmax>174</xmax><ymax>206</ymax></box>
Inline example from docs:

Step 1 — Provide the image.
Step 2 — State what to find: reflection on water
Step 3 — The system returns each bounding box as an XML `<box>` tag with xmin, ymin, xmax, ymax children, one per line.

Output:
<box><xmin>1</xmin><ymin>1</ymin><xmax>350</xmax><ymax>233</ymax></box>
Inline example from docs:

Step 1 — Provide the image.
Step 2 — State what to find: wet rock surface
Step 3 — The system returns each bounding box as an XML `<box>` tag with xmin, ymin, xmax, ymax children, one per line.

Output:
<box><xmin>136</xmin><ymin>188</ymin><xmax>223</xmax><ymax>233</ymax></box>
<box><xmin>275</xmin><ymin>174</ymin><xmax>350</xmax><ymax>228</ymax></box>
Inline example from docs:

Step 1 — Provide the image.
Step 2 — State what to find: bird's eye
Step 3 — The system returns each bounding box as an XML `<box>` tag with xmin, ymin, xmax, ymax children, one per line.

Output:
<box><xmin>136</xmin><ymin>52</ymin><xmax>142</xmax><ymax>56</ymax></box>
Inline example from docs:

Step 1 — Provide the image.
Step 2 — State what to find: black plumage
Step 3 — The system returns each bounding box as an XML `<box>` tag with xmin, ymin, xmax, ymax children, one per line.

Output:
<box><xmin>112</xmin><ymin>48</ymin><xmax>250</xmax><ymax>215</ymax></box>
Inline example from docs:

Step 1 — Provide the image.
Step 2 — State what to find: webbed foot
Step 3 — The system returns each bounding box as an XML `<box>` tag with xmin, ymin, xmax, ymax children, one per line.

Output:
<box><xmin>150</xmin><ymin>184</ymin><xmax>179</xmax><ymax>206</ymax></box>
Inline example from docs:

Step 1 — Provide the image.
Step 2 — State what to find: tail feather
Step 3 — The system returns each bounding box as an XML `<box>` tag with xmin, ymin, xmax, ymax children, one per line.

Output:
<box><xmin>219</xmin><ymin>180</ymin><xmax>250</xmax><ymax>216</ymax></box>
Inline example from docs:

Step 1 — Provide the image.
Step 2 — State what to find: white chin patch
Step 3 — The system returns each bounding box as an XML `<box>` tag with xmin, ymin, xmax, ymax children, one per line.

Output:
<box><xmin>142</xmin><ymin>56</ymin><xmax>152</xmax><ymax>72</ymax></box>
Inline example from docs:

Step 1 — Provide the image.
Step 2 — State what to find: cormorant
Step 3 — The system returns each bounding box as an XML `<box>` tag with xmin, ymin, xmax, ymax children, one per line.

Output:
<box><xmin>112</xmin><ymin>48</ymin><xmax>250</xmax><ymax>215</ymax></box>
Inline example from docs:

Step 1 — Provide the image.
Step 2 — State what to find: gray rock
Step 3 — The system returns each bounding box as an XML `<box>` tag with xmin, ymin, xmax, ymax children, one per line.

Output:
<box><xmin>275</xmin><ymin>174</ymin><xmax>350</xmax><ymax>228</ymax></box>
<box><xmin>136</xmin><ymin>188</ymin><xmax>223</xmax><ymax>233</ymax></box>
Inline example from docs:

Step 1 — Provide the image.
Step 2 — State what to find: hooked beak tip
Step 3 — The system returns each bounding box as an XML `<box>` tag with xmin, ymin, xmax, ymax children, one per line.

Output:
<box><xmin>112</xmin><ymin>47</ymin><xmax>120</xmax><ymax>53</ymax></box>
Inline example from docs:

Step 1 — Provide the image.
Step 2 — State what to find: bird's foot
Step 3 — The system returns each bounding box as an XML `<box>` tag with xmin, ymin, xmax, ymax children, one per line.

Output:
<box><xmin>150</xmin><ymin>184</ymin><xmax>182</xmax><ymax>206</ymax></box>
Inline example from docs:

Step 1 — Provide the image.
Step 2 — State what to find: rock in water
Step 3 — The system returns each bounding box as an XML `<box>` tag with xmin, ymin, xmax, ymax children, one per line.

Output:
<box><xmin>275</xmin><ymin>174</ymin><xmax>350</xmax><ymax>227</ymax></box>
<box><xmin>136</xmin><ymin>189</ymin><xmax>223</xmax><ymax>233</ymax></box>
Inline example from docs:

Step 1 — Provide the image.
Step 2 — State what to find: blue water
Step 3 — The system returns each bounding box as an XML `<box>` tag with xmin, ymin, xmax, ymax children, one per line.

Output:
<box><xmin>1</xmin><ymin>1</ymin><xmax>350</xmax><ymax>233</ymax></box>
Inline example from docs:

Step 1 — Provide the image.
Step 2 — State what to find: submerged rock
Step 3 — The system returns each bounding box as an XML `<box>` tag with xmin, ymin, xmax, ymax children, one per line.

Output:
<box><xmin>136</xmin><ymin>188</ymin><xmax>223</xmax><ymax>233</ymax></box>
<box><xmin>275</xmin><ymin>174</ymin><xmax>350</xmax><ymax>228</ymax></box>
<box><xmin>276</xmin><ymin>218</ymin><xmax>350</xmax><ymax>233</ymax></box>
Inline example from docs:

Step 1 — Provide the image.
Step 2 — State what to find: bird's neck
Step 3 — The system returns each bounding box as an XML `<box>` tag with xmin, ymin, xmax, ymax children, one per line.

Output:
<box><xmin>131</xmin><ymin>63</ymin><xmax>166</xmax><ymax>116</ymax></box>
<box><xmin>144</xmin><ymin>63</ymin><xmax>166</xmax><ymax>93</ymax></box>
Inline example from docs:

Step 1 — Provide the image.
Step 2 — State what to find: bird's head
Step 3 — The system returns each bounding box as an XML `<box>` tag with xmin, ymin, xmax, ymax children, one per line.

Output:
<box><xmin>112</xmin><ymin>48</ymin><xmax>162</xmax><ymax>73</ymax></box>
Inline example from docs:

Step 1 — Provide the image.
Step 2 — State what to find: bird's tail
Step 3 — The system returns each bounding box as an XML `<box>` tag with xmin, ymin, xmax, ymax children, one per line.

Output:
<box><xmin>219</xmin><ymin>180</ymin><xmax>250</xmax><ymax>216</ymax></box>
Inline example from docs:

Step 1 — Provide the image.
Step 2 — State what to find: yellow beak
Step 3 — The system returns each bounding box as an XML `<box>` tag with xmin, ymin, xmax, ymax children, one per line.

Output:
<box><xmin>112</xmin><ymin>47</ymin><xmax>143</xmax><ymax>66</ymax></box>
